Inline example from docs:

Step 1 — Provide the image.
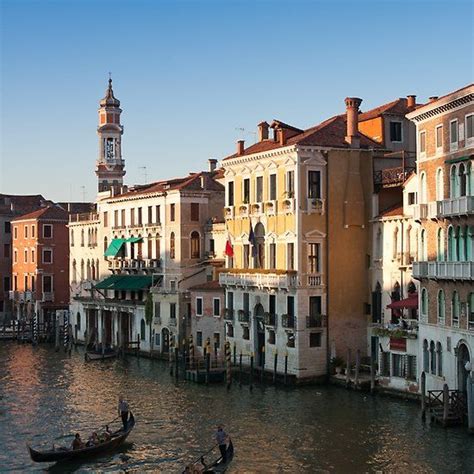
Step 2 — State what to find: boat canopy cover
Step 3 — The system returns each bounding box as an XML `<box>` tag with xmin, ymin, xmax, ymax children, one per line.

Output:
<box><xmin>94</xmin><ymin>275</ymin><xmax>153</xmax><ymax>291</ymax></box>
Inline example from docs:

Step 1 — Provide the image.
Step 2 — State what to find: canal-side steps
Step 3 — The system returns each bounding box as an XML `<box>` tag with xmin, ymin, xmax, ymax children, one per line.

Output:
<box><xmin>427</xmin><ymin>388</ymin><xmax>467</xmax><ymax>427</ymax></box>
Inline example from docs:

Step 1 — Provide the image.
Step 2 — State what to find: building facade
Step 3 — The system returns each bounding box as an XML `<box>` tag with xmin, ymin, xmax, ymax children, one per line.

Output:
<box><xmin>408</xmin><ymin>84</ymin><xmax>474</xmax><ymax>392</ymax></box>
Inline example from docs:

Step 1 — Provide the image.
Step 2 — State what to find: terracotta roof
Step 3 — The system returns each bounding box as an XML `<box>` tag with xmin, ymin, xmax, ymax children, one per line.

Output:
<box><xmin>358</xmin><ymin>98</ymin><xmax>422</xmax><ymax>121</ymax></box>
<box><xmin>224</xmin><ymin>115</ymin><xmax>382</xmax><ymax>160</ymax></box>
<box><xmin>12</xmin><ymin>205</ymin><xmax>69</xmax><ymax>222</ymax></box>
<box><xmin>0</xmin><ymin>194</ymin><xmax>45</xmax><ymax>215</ymax></box>
<box><xmin>57</xmin><ymin>202</ymin><xmax>95</xmax><ymax>214</ymax></box>
<box><xmin>378</xmin><ymin>204</ymin><xmax>404</xmax><ymax>218</ymax></box>
<box><xmin>188</xmin><ymin>280</ymin><xmax>223</xmax><ymax>291</ymax></box>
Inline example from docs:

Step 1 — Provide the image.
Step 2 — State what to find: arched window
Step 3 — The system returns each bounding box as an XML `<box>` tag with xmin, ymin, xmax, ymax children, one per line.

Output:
<box><xmin>423</xmin><ymin>339</ymin><xmax>429</xmax><ymax>373</ymax></box>
<box><xmin>96</xmin><ymin>259</ymin><xmax>99</xmax><ymax>278</ymax></box>
<box><xmin>468</xmin><ymin>226</ymin><xmax>474</xmax><ymax>261</ymax></box>
<box><xmin>87</xmin><ymin>229</ymin><xmax>91</xmax><ymax>247</ymax></box>
<box><xmin>393</xmin><ymin>227</ymin><xmax>399</xmax><ymax>260</ymax></box>
<box><xmin>155</xmin><ymin>234</ymin><xmax>161</xmax><ymax>260</ymax></box>
<box><xmin>450</xmin><ymin>165</ymin><xmax>458</xmax><ymax>198</ymax></box>
<box><xmin>81</xmin><ymin>229</ymin><xmax>85</xmax><ymax>247</ymax></box>
<box><xmin>130</xmin><ymin>234</ymin><xmax>135</xmax><ymax>259</ymax></box>
<box><xmin>420</xmin><ymin>229</ymin><xmax>427</xmax><ymax>261</ymax></box>
<box><xmin>72</xmin><ymin>260</ymin><xmax>77</xmax><ymax>284</ymax></box>
<box><xmin>254</xmin><ymin>222</ymin><xmax>266</xmax><ymax>269</ymax></box>
<box><xmin>170</xmin><ymin>232</ymin><xmax>175</xmax><ymax>259</ymax></box>
<box><xmin>137</xmin><ymin>235</ymin><xmax>143</xmax><ymax>260</ymax></box>
<box><xmin>437</xmin><ymin>290</ymin><xmax>445</xmax><ymax>324</ymax></box>
<box><xmin>420</xmin><ymin>172</ymin><xmax>427</xmax><ymax>204</ymax></box>
<box><xmin>430</xmin><ymin>341</ymin><xmax>436</xmax><ymax>375</ymax></box>
<box><xmin>455</xmin><ymin>226</ymin><xmax>461</xmax><ymax>262</ymax></box>
<box><xmin>104</xmin><ymin>236</ymin><xmax>108</xmax><ymax>254</ymax></box>
<box><xmin>406</xmin><ymin>226</ymin><xmax>412</xmax><ymax>263</ymax></box>
<box><xmin>459</xmin><ymin>163</ymin><xmax>467</xmax><ymax>197</ymax></box>
<box><xmin>76</xmin><ymin>312</ymin><xmax>81</xmax><ymax>331</ymax></box>
<box><xmin>436</xmin><ymin>342</ymin><xmax>443</xmax><ymax>376</ymax></box>
<box><xmin>469</xmin><ymin>293</ymin><xmax>474</xmax><ymax>330</ymax></box>
<box><xmin>190</xmin><ymin>231</ymin><xmax>200</xmax><ymax>259</ymax></box>
<box><xmin>437</xmin><ymin>228</ymin><xmax>445</xmax><ymax>261</ymax></box>
<box><xmin>86</xmin><ymin>259</ymin><xmax>91</xmax><ymax>280</ymax></box>
<box><xmin>71</xmin><ymin>229</ymin><xmax>74</xmax><ymax>247</ymax></box>
<box><xmin>147</xmin><ymin>234</ymin><xmax>153</xmax><ymax>259</ymax></box>
<box><xmin>140</xmin><ymin>319</ymin><xmax>146</xmax><ymax>341</ymax></box>
<box><xmin>375</xmin><ymin>228</ymin><xmax>382</xmax><ymax>259</ymax></box>
<box><xmin>458</xmin><ymin>226</ymin><xmax>466</xmax><ymax>261</ymax></box>
<box><xmin>436</xmin><ymin>167</ymin><xmax>444</xmax><ymax>201</ymax></box>
<box><xmin>421</xmin><ymin>288</ymin><xmax>428</xmax><ymax>321</ymax></box>
<box><xmin>80</xmin><ymin>259</ymin><xmax>85</xmax><ymax>280</ymax></box>
<box><xmin>448</xmin><ymin>226</ymin><xmax>455</xmax><ymax>261</ymax></box>
<box><xmin>452</xmin><ymin>291</ymin><xmax>460</xmax><ymax>327</ymax></box>
<box><xmin>468</xmin><ymin>161</ymin><xmax>473</xmax><ymax>196</ymax></box>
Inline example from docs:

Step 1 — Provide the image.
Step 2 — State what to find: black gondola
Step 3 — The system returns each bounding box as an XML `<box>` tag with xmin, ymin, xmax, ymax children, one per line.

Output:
<box><xmin>203</xmin><ymin>440</ymin><xmax>234</xmax><ymax>473</ymax></box>
<box><xmin>27</xmin><ymin>413</ymin><xmax>135</xmax><ymax>463</ymax></box>
<box><xmin>84</xmin><ymin>349</ymin><xmax>117</xmax><ymax>361</ymax></box>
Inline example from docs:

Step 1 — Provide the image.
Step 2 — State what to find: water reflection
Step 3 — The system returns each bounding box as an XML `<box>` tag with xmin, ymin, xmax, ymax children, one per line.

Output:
<box><xmin>0</xmin><ymin>342</ymin><xmax>473</xmax><ymax>472</ymax></box>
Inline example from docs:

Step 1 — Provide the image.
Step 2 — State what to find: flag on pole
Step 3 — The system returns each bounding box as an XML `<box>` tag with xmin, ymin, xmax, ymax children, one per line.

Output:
<box><xmin>224</xmin><ymin>238</ymin><xmax>234</xmax><ymax>257</ymax></box>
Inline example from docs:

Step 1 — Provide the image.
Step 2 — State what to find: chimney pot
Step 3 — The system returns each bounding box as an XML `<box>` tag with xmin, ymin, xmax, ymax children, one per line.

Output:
<box><xmin>208</xmin><ymin>158</ymin><xmax>217</xmax><ymax>172</ymax></box>
<box><xmin>258</xmin><ymin>121</ymin><xmax>269</xmax><ymax>141</ymax></box>
<box><xmin>429</xmin><ymin>96</ymin><xmax>439</xmax><ymax>103</ymax></box>
<box><xmin>278</xmin><ymin>128</ymin><xmax>288</xmax><ymax>146</ymax></box>
<box><xmin>407</xmin><ymin>95</ymin><xmax>416</xmax><ymax>108</ymax></box>
<box><xmin>345</xmin><ymin>97</ymin><xmax>363</xmax><ymax>147</ymax></box>
<box><xmin>237</xmin><ymin>140</ymin><xmax>245</xmax><ymax>156</ymax></box>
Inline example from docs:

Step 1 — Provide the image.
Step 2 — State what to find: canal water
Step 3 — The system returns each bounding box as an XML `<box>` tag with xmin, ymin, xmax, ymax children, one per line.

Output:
<box><xmin>0</xmin><ymin>342</ymin><xmax>473</xmax><ymax>473</ymax></box>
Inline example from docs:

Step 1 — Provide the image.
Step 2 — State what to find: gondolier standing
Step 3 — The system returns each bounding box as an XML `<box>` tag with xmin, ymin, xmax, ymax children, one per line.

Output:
<box><xmin>118</xmin><ymin>396</ymin><xmax>129</xmax><ymax>430</ymax></box>
<box><xmin>215</xmin><ymin>425</ymin><xmax>228</xmax><ymax>463</ymax></box>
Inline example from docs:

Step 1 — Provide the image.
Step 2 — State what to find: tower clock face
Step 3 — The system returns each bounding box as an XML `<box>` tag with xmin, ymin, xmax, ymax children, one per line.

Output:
<box><xmin>106</xmin><ymin>138</ymin><xmax>114</xmax><ymax>160</ymax></box>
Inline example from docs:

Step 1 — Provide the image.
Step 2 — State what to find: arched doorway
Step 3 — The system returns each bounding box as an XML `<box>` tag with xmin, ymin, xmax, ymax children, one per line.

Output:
<box><xmin>254</xmin><ymin>303</ymin><xmax>265</xmax><ymax>367</ymax></box>
<box><xmin>457</xmin><ymin>343</ymin><xmax>471</xmax><ymax>392</ymax></box>
<box><xmin>162</xmin><ymin>328</ymin><xmax>170</xmax><ymax>354</ymax></box>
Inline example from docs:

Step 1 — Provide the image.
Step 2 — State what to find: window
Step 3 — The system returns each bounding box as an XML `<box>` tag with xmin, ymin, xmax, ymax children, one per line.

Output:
<box><xmin>213</xmin><ymin>298</ymin><xmax>221</xmax><ymax>317</ymax></box>
<box><xmin>170</xmin><ymin>204</ymin><xmax>175</xmax><ymax>222</ymax></box>
<box><xmin>24</xmin><ymin>249</ymin><xmax>28</xmax><ymax>263</ymax></box>
<box><xmin>269</xmin><ymin>243</ymin><xmax>276</xmax><ymax>269</ymax></box>
<box><xmin>436</xmin><ymin>125</ymin><xmax>443</xmax><ymax>150</ymax></box>
<box><xmin>469</xmin><ymin>293</ymin><xmax>474</xmax><ymax>330</ymax></box>
<box><xmin>430</xmin><ymin>341</ymin><xmax>436</xmax><ymax>375</ymax></box>
<box><xmin>286</xmin><ymin>170</ymin><xmax>294</xmax><ymax>196</ymax></box>
<box><xmin>242</xmin><ymin>326</ymin><xmax>250</xmax><ymax>340</ymax></box>
<box><xmin>227</xmin><ymin>291</ymin><xmax>234</xmax><ymax>312</ymax></box>
<box><xmin>24</xmin><ymin>275</ymin><xmax>28</xmax><ymax>291</ymax></box>
<box><xmin>450</xmin><ymin>120</ymin><xmax>458</xmax><ymax>146</ymax></box>
<box><xmin>31</xmin><ymin>225</ymin><xmax>35</xmax><ymax>238</ymax></box>
<box><xmin>227</xmin><ymin>182</ymin><xmax>234</xmax><ymax>206</ymax></box>
<box><xmin>155</xmin><ymin>205</ymin><xmax>161</xmax><ymax>224</ymax></box>
<box><xmin>137</xmin><ymin>208</ymin><xmax>142</xmax><ymax>225</ymax></box>
<box><xmin>408</xmin><ymin>192</ymin><xmax>416</xmax><ymax>205</ymax></box>
<box><xmin>191</xmin><ymin>203</ymin><xmax>199</xmax><ymax>221</ymax></box>
<box><xmin>121</xmin><ymin>209</ymin><xmax>125</xmax><ymax>226</ymax></box>
<box><xmin>436</xmin><ymin>342</ymin><xmax>443</xmax><ymax>376</ymax></box>
<box><xmin>372</xmin><ymin>283</ymin><xmax>382</xmax><ymax>323</ymax></box>
<box><xmin>196</xmin><ymin>297</ymin><xmax>203</xmax><ymax>316</ymax></box>
<box><xmin>114</xmin><ymin>210</ymin><xmax>119</xmax><ymax>227</ymax></box>
<box><xmin>13</xmin><ymin>275</ymin><xmax>17</xmax><ymax>291</ymax></box>
<box><xmin>103</xmin><ymin>236</ymin><xmax>108</xmax><ymax>254</ymax></box>
<box><xmin>419</xmin><ymin>131</ymin><xmax>426</xmax><ymax>153</ymax></box>
<box><xmin>407</xmin><ymin>355</ymin><xmax>417</xmax><ymax>381</ymax></box>
<box><xmin>148</xmin><ymin>206</ymin><xmax>153</xmax><ymax>224</ymax></box>
<box><xmin>256</xmin><ymin>176</ymin><xmax>263</xmax><ymax>202</ymax></box>
<box><xmin>392</xmin><ymin>354</ymin><xmax>405</xmax><ymax>377</ymax></box>
<box><xmin>13</xmin><ymin>249</ymin><xmax>17</xmax><ymax>264</ymax></box>
<box><xmin>436</xmin><ymin>168</ymin><xmax>444</xmax><ymax>201</ymax></box>
<box><xmin>170</xmin><ymin>302</ymin><xmax>176</xmax><ymax>319</ymax></box>
<box><xmin>214</xmin><ymin>332</ymin><xmax>220</xmax><ymax>349</ymax></box>
<box><xmin>269</xmin><ymin>174</ymin><xmax>277</xmax><ymax>200</ymax></box>
<box><xmin>438</xmin><ymin>290</ymin><xmax>446</xmax><ymax>324</ymax></box>
<box><xmin>76</xmin><ymin>312</ymin><xmax>81</xmax><ymax>331</ymax></box>
<box><xmin>452</xmin><ymin>291</ymin><xmax>460</xmax><ymax>327</ymax></box>
<box><xmin>140</xmin><ymin>319</ymin><xmax>146</xmax><ymax>340</ymax></box>
<box><xmin>31</xmin><ymin>248</ymin><xmax>35</xmax><ymax>263</ymax></box>
<box><xmin>104</xmin><ymin>212</ymin><xmax>108</xmax><ymax>227</ymax></box>
<box><xmin>309</xmin><ymin>296</ymin><xmax>322</xmax><ymax>318</ymax></box>
<box><xmin>190</xmin><ymin>231</ymin><xmax>200</xmax><ymax>258</ymax></box>
<box><xmin>309</xmin><ymin>332</ymin><xmax>322</xmax><ymax>347</ymax></box>
<box><xmin>13</xmin><ymin>226</ymin><xmax>17</xmax><ymax>239</ymax></box>
<box><xmin>3</xmin><ymin>244</ymin><xmax>10</xmax><ymax>258</ymax></box>
<box><xmin>269</xmin><ymin>294</ymin><xmax>276</xmax><ymax>315</ymax></box>
<box><xmin>287</xmin><ymin>332</ymin><xmax>295</xmax><ymax>348</ymax></box>
<box><xmin>31</xmin><ymin>275</ymin><xmax>35</xmax><ymax>292</ymax></box>
<box><xmin>243</xmin><ymin>292</ymin><xmax>250</xmax><ymax>313</ymax></box>
<box><xmin>154</xmin><ymin>301</ymin><xmax>161</xmax><ymax>318</ymax></box>
<box><xmin>4</xmin><ymin>221</ymin><xmax>11</xmax><ymax>234</ymax></box>
<box><xmin>196</xmin><ymin>331</ymin><xmax>203</xmax><ymax>347</ymax></box>
<box><xmin>70</xmin><ymin>229</ymin><xmax>74</xmax><ymax>247</ymax></box>
<box><xmin>421</xmin><ymin>288</ymin><xmax>428</xmax><ymax>320</ymax></box>
<box><xmin>243</xmin><ymin>179</ymin><xmax>250</xmax><ymax>203</ymax></box>
<box><xmin>308</xmin><ymin>243</ymin><xmax>320</xmax><ymax>273</ymax></box>
<box><xmin>243</xmin><ymin>244</ymin><xmax>249</xmax><ymax>269</ymax></box>
<box><xmin>287</xmin><ymin>243</ymin><xmax>294</xmax><ymax>270</ymax></box>
<box><xmin>287</xmin><ymin>296</ymin><xmax>295</xmax><ymax>317</ymax></box>
<box><xmin>42</xmin><ymin>275</ymin><xmax>53</xmax><ymax>292</ymax></box>
<box><xmin>43</xmin><ymin>224</ymin><xmax>53</xmax><ymax>238</ymax></box>
<box><xmin>209</xmin><ymin>238</ymin><xmax>215</xmax><ymax>254</ymax></box>
<box><xmin>308</xmin><ymin>171</ymin><xmax>321</xmax><ymax>199</ymax></box>
<box><xmin>24</xmin><ymin>225</ymin><xmax>28</xmax><ymax>239</ymax></box>
<box><xmin>390</xmin><ymin>121</ymin><xmax>402</xmax><ymax>142</ymax></box>
<box><xmin>268</xmin><ymin>329</ymin><xmax>276</xmax><ymax>345</ymax></box>
<box><xmin>170</xmin><ymin>232</ymin><xmax>175</xmax><ymax>259</ymax></box>
<box><xmin>130</xmin><ymin>208</ymin><xmax>135</xmax><ymax>226</ymax></box>
<box><xmin>466</xmin><ymin>114</ymin><xmax>474</xmax><ymax>141</ymax></box>
<box><xmin>155</xmin><ymin>235</ymin><xmax>161</xmax><ymax>259</ymax></box>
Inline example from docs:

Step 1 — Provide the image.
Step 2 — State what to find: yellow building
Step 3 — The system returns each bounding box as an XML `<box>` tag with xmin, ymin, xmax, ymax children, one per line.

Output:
<box><xmin>219</xmin><ymin>98</ymin><xmax>382</xmax><ymax>380</ymax></box>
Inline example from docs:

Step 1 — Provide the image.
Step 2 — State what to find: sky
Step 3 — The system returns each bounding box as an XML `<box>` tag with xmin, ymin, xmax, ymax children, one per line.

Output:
<box><xmin>1</xmin><ymin>0</ymin><xmax>472</xmax><ymax>202</ymax></box>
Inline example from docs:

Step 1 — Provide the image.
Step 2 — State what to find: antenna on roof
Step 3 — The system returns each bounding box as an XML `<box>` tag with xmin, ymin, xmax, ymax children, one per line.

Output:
<box><xmin>139</xmin><ymin>166</ymin><xmax>148</xmax><ymax>183</ymax></box>
<box><xmin>247</xmin><ymin>131</ymin><xmax>257</xmax><ymax>144</ymax></box>
<box><xmin>80</xmin><ymin>186</ymin><xmax>86</xmax><ymax>202</ymax></box>
<box><xmin>235</xmin><ymin>127</ymin><xmax>245</xmax><ymax>140</ymax></box>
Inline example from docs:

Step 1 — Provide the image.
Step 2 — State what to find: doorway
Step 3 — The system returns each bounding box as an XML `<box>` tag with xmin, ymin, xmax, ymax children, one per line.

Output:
<box><xmin>162</xmin><ymin>328</ymin><xmax>170</xmax><ymax>354</ymax></box>
<box><xmin>457</xmin><ymin>343</ymin><xmax>471</xmax><ymax>392</ymax></box>
<box><xmin>254</xmin><ymin>303</ymin><xmax>265</xmax><ymax>367</ymax></box>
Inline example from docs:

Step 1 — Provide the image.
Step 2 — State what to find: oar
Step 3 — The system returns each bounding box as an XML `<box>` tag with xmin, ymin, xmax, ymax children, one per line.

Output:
<box><xmin>188</xmin><ymin>443</ymin><xmax>219</xmax><ymax>466</ymax></box>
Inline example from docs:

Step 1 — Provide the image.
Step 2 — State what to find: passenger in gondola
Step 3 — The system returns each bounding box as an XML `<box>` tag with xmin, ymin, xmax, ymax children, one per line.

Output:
<box><xmin>86</xmin><ymin>432</ymin><xmax>99</xmax><ymax>447</ymax></box>
<box><xmin>71</xmin><ymin>433</ymin><xmax>85</xmax><ymax>450</ymax></box>
<box><xmin>99</xmin><ymin>425</ymin><xmax>112</xmax><ymax>442</ymax></box>
<box><xmin>215</xmin><ymin>425</ymin><xmax>229</xmax><ymax>463</ymax></box>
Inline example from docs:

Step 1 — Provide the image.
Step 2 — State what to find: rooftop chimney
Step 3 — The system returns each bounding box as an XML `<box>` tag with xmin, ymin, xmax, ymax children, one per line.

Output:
<box><xmin>237</xmin><ymin>139</ymin><xmax>245</xmax><ymax>156</ymax></box>
<box><xmin>258</xmin><ymin>121</ymin><xmax>269</xmax><ymax>141</ymax></box>
<box><xmin>407</xmin><ymin>95</ymin><xmax>416</xmax><ymax>108</ymax></box>
<box><xmin>429</xmin><ymin>96</ymin><xmax>439</xmax><ymax>103</ymax></box>
<box><xmin>208</xmin><ymin>158</ymin><xmax>217</xmax><ymax>172</ymax></box>
<box><xmin>278</xmin><ymin>128</ymin><xmax>288</xmax><ymax>146</ymax></box>
<box><xmin>345</xmin><ymin>97</ymin><xmax>363</xmax><ymax>148</ymax></box>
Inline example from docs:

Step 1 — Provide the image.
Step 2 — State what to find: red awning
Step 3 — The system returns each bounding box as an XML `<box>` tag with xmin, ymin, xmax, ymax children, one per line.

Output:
<box><xmin>387</xmin><ymin>293</ymin><xmax>418</xmax><ymax>310</ymax></box>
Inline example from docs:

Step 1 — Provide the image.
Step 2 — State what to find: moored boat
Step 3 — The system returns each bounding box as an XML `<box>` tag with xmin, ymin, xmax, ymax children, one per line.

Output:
<box><xmin>27</xmin><ymin>413</ymin><xmax>135</xmax><ymax>463</ymax></box>
<box><xmin>85</xmin><ymin>349</ymin><xmax>117</xmax><ymax>361</ymax></box>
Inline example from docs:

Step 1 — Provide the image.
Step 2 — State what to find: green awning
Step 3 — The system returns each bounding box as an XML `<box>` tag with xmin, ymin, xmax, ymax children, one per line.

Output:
<box><xmin>445</xmin><ymin>155</ymin><xmax>473</xmax><ymax>164</ymax></box>
<box><xmin>94</xmin><ymin>275</ymin><xmax>153</xmax><ymax>291</ymax></box>
<box><xmin>104</xmin><ymin>238</ymin><xmax>127</xmax><ymax>257</ymax></box>
<box><xmin>127</xmin><ymin>237</ymin><xmax>142</xmax><ymax>243</ymax></box>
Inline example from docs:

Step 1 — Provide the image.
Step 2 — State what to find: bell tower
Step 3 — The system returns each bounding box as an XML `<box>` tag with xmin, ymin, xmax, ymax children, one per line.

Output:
<box><xmin>95</xmin><ymin>77</ymin><xmax>126</xmax><ymax>193</ymax></box>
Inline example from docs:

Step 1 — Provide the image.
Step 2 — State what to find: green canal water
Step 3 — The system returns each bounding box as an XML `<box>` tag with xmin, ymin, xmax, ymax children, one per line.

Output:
<box><xmin>0</xmin><ymin>342</ymin><xmax>473</xmax><ymax>473</ymax></box>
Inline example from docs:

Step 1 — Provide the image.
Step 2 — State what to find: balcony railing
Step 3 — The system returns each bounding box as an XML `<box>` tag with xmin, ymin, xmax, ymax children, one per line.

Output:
<box><xmin>306</xmin><ymin>314</ymin><xmax>327</xmax><ymax>328</ymax></box>
<box><xmin>42</xmin><ymin>292</ymin><xmax>54</xmax><ymax>302</ymax></box>
<box><xmin>8</xmin><ymin>290</ymin><xmax>35</xmax><ymax>302</ymax></box>
<box><xmin>374</xmin><ymin>166</ymin><xmax>415</xmax><ymax>188</ymax></box>
<box><xmin>372</xmin><ymin>319</ymin><xmax>419</xmax><ymax>339</ymax></box>
<box><xmin>413</xmin><ymin>203</ymin><xmax>428</xmax><ymax>221</ymax></box>
<box><xmin>219</xmin><ymin>271</ymin><xmax>297</xmax><ymax>290</ymax></box>
<box><xmin>237</xmin><ymin>310</ymin><xmax>250</xmax><ymax>323</ymax></box>
<box><xmin>169</xmin><ymin>317</ymin><xmax>177</xmax><ymax>327</ymax></box>
<box><xmin>439</xmin><ymin>196</ymin><xmax>474</xmax><ymax>218</ymax></box>
<box><xmin>281</xmin><ymin>314</ymin><xmax>295</xmax><ymax>329</ymax></box>
<box><xmin>108</xmin><ymin>258</ymin><xmax>161</xmax><ymax>271</ymax></box>
<box><xmin>307</xmin><ymin>275</ymin><xmax>323</xmax><ymax>286</ymax></box>
<box><xmin>264</xmin><ymin>312</ymin><xmax>277</xmax><ymax>327</ymax></box>
<box><xmin>413</xmin><ymin>261</ymin><xmax>474</xmax><ymax>280</ymax></box>
<box><xmin>69</xmin><ymin>212</ymin><xmax>99</xmax><ymax>223</ymax></box>
<box><xmin>224</xmin><ymin>308</ymin><xmax>234</xmax><ymax>321</ymax></box>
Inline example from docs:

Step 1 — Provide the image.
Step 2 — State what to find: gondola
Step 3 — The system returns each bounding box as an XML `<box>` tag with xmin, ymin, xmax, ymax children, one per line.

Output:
<box><xmin>202</xmin><ymin>440</ymin><xmax>234</xmax><ymax>473</ymax></box>
<box><xmin>85</xmin><ymin>348</ymin><xmax>117</xmax><ymax>361</ymax></box>
<box><xmin>27</xmin><ymin>413</ymin><xmax>135</xmax><ymax>463</ymax></box>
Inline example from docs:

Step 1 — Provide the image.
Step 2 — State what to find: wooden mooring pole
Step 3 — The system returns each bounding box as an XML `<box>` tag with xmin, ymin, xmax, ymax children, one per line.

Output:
<box><xmin>354</xmin><ymin>350</ymin><xmax>360</xmax><ymax>389</ymax></box>
<box><xmin>250</xmin><ymin>353</ymin><xmax>254</xmax><ymax>391</ymax></box>
<box><xmin>467</xmin><ymin>372</ymin><xmax>474</xmax><ymax>433</ymax></box>
<box><xmin>239</xmin><ymin>353</ymin><xmax>243</xmax><ymax>387</ymax></box>
<box><xmin>345</xmin><ymin>348</ymin><xmax>351</xmax><ymax>387</ymax></box>
<box><xmin>175</xmin><ymin>347</ymin><xmax>179</xmax><ymax>380</ymax></box>
<box><xmin>284</xmin><ymin>351</ymin><xmax>288</xmax><ymax>386</ymax></box>
<box><xmin>273</xmin><ymin>350</ymin><xmax>278</xmax><ymax>385</ymax></box>
<box><xmin>370</xmin><ymin>352</ymin><xmax>375</xmax><ymax>394</ymax></box>
<box><xmin>421</xmin><ymin>371</ymin><xmax>426</xmax><ymax>420</ymax></box>
<box><xmin>442</xmin><ymin>383</ymin><xmax>449</xmax><ymax>426</ymax></box>
<box><xmin>260</xmin><ymin>346</ymin><xmax>265</xmax><ymax>385</ymax></box>
<box><xmin>205</xmin><ymin>351</ymin><xmax>210</xmax><ymax>385</ymax></box>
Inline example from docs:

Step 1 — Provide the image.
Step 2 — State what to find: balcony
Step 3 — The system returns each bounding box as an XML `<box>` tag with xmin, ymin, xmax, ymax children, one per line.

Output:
<box><xmin>265</xmin><ymin>200</ymin><xmax>276</xmax><ymax>216</ymax></box>
<box><xmin>281</xmin><ymin>314</ymin><xmax>295</xmax><ymax>329</ymax></box>
<box><xmin>219</xmin><ymin>270</ymin><xmax>297</xmax><ymax>290</ymax></box>
<box><xmin>306</xmin><ymin>314</ymin><xmax>327</xmax><ymax>328</ymax></box>
<box><xmin>224</xmin><ymin>206</ymin><xmax>234</xmax><ymax>219</ymax></box>
<box><xmin>282</xmin><ymin>197</ymin><xmax>295</xmax><ymax>214</ymax></box>
<box><xmin>108</xmin><ymin>258</ymin><xmax>161</xmax><ymax>272</ymax></box>
<box><xmin>372</xmin><ymin>319</ymin><xmax>419</xmax><ymax>339</ymax></box>
<box><xmin>264</xmin><ymin>312</ymin><xmax>277</xmax><ymax>327</ymax></box>
<box><xmin>428</xmin><ymin>201</ymin><xmax>439</xmax><ymax>219</ymax></box>
<box><xmin>413</xmin><ymin>203</ymin><xmax>428</xmax><ymax>221</ymax></box>
<box><xmin>307</xmin><ymin>198</ymin><xmax>325</xmax><ymax>214</ymax></box>
<box><xmin>251</xmin><ymin>203</ymin><xmax>263</xmax><ymax>216</ymax></box>
<box><xmin>439</xmin><ymin>196</ymin><xmax>474</xmax><ymax>218</ymax></box>
<box><xmin>42</xmin><ymin>292</ymin><xmax>54</xmax><ymax>302</ymax></box>
<box><xmin>8</xmin><ymin>291</ymin><xmax>35</xmax><ymax>302</ymax></box>
<box><xmin>169</xmin><ymin>317</ymin><xmax>177</xmax><ymax>327</ymax></box>
<box><xmin>414</xmin><ymin>261</ymin><xmax>474</xmax><ymax>280</ymax></box>
<box><xmin>224</xmin><ymin>308</ymin><xmax>234</xmax><ymax>321</ymax></box>
<box><xmin>238</xmin><ymin>203</ymin><xmax>249</xmax><ymax>217</ymax></box>
<box><xmin>237</xmin><ymin>310</ymin><xmax>250</xmax><ymax>323</ymax></box>
<box><xmin>69</xmin><ymin>212</ymin><xmax>99</xmax><ymax>223</ymax></box>
<box><xmin>307</xmin><ymin>274</ymin><xmax>323</xmax><ymax>287</ymax></box>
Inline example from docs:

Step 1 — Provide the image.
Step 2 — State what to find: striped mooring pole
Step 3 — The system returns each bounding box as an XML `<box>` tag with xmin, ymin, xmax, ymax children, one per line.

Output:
<box><xmin>169</xmin><ymin>333</ymin><xmax>175</xmax><ymax>376</ymax></box>
<box><xmin>32</xmin><ymin>312</ymin><xmax>38</xmax><ymax>344</ymax></box>
<box><xmin>225</xmin><ymin>341</ymin><xmax>232</xmax><ymax>389</ymax></box>
<box><xmin>188</xmin><ymin>334</ymin><xmax>194</xmax><ymax>369</ymax></box>
<box><xmin>63</xmin><ymin>311</ymin><xmax>69</xmax><ymax>351</ymax></box>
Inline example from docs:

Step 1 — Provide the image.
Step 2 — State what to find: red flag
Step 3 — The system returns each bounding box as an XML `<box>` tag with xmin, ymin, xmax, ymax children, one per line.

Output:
<box><xmin>224</xmin><ymin>239</ymin><xmax>234</xmax><ymax>257</ymax></box>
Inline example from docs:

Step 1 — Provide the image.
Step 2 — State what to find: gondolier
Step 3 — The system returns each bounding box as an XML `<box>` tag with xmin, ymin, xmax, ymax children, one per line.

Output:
<box><xmin>215</xmin><ymin>425</ymin><xmax>229</xmax><ymax>463</ymax></box>
<box><xmin>118</xmin><ymin>396</ymin><xmax>129</xmax><ymax>430</ymax></box>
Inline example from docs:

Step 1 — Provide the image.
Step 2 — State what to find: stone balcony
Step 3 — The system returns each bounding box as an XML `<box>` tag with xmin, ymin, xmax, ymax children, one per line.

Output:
<box><xmin>219</xmin><ymin>269</ymin><xmax>297</xmax><ymax>290</ymax></box>
<box><xmin>438</xmin><ymin>196</ymin><xmax>474</xmax><ymax>218</ymax></box>
<box><xmin>9</xmin><ymin>291</ymin><xmax>34</xmax><ymax>302</ymax></box>
<box><xmin>108</xmin><ymin>258</ymin><xmax>161</xmax><ymax>272</ymax></box>
<box><xmin>413</xmin><ymin>261</ymin><xmax>474</xmax><ymax>280</ymax></box>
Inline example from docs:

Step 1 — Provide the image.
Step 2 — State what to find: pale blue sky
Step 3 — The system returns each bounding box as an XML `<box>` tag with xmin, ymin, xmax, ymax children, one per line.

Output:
<box><xmin>1</xmin><ymin>0</ymin><xmax>472</xmax><ymax>202</ymax></box>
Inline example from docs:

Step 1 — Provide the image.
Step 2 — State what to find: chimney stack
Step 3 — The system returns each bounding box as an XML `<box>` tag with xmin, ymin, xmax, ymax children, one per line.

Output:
<box><xmin>208</xmin><ymin>158</ymin><xmax>217</xmax><ymax>172</ymax></box>
<box><xmin>237</xmin><ymin>140</ymin><xmax>245</xmax><ymax>156</ymax></box>
<box><xmin>407</xmin><ymin>95</ymin><xmax>416</xmax><ymax>108</ymax></box>
<box><xmin>278</xmin><ymin>128</ymin><xmax>288</xmax><ymax>146</ymax></box>
<box><xmin>345</xmin><ymin>97</ymin><xmax>362</xmax><ymax>148</ymax></box>
<box><xmin>429</xmin><ymin>96</ymin><xmax>439</xmax><ymax>103</ymax></box>
<box><xmin>258</xmin><ymin>121</ymin><xmax>269</xmax><ymax>141</ymax></box>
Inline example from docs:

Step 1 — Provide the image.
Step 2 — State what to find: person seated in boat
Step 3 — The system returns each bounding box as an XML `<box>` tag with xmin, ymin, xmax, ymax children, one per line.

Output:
<box><xmin>86</xmin><ymin>432</ymin><xmax>100</xmax><ymax>447</ymax></box>
<box><xmin>71</xmin><ymin>433</ymin><xmax>85</xmax><ymax>450</ymax></box>
<box><xmin>193</xmin><ymin>457</ymin><xmax>207</xmax><ymax>473</ymax></box>
<box><xmin>99</xmin><ymin>425</ymin><xmax>112</xmax><ymax>442</ymax></box>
